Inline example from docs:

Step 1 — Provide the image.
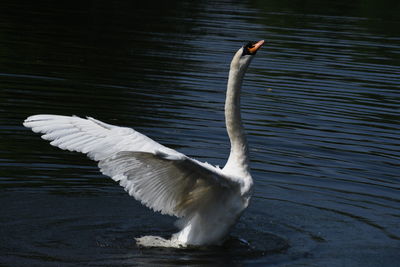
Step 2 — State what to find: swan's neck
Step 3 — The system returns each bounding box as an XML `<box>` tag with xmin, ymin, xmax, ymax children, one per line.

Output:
<box><xmin>223</xmin><ymin>64</ymin><xmax>252</xmax><ymax>186</ymax></box>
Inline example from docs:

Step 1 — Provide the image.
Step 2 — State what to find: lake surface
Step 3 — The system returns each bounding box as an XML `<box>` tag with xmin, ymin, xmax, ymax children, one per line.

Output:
<box><xmin>1</xmin><ymin>0</ymin><xmax>399</xmax><ymax>266</ymax></box>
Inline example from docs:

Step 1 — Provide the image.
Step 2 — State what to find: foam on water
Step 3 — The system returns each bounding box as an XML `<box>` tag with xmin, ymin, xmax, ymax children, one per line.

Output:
<box><xmin>135</xmin><ymin>235</ymin><xmax>186</xmax><ymax>248</ymax></box>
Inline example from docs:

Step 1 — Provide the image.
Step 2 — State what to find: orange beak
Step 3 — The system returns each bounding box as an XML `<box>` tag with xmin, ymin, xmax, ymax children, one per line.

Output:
<box><xmin>248</xmin><ymin>40</ymin><xmax>265</xmax><ymax>54</ymax></box>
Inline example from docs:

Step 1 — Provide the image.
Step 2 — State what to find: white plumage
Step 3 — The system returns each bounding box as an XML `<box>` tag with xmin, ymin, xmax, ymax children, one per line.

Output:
<box><xmin>23</xmin><ymin>40</ymin><xmax>264</xmax><ymax>247</ymax></box>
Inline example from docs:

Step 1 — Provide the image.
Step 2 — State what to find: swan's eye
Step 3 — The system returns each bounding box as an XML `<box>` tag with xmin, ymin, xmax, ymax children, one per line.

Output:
<box><xmin>246</xmin><ymin>41</ymin><xmax>257</xmax><ymax>48</ymax></box>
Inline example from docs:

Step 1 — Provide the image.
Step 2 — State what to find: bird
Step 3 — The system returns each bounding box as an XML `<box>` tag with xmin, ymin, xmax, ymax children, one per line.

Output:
<box><xmin>23</xmin><ymin>40</ymin><xmax>265</xmax><ymax>248</ymax></box>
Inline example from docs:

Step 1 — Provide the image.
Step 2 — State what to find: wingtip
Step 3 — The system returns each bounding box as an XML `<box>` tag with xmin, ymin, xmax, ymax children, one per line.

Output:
<box><xmin>23</xmin><ymin>115</ymin><xmax>37</xmax><ymax>128</ymax></box>
<box><xmin>23</xmin><ymin>114</ymin><xmax>48</xmax><ymax>128</ymax></box>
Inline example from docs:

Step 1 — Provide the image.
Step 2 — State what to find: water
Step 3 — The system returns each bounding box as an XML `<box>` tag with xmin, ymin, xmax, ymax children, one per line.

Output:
<box><xmin>1</xmin><ymin>0</ymin><xmax>399</xmax><ymax>266</ymax></box>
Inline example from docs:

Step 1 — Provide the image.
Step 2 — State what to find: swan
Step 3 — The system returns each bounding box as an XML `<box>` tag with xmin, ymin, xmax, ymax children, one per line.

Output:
<box><xmin>23</xmin><ymin>40</ymin><xmax>264</xmax><ymax>247</ymax></box>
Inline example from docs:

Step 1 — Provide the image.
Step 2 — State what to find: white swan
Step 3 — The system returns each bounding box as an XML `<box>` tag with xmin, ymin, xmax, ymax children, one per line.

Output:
<box><xmin>23</xmin><ymin>40</ymin><xmax>264</xmax><ymax>247</ymax></box>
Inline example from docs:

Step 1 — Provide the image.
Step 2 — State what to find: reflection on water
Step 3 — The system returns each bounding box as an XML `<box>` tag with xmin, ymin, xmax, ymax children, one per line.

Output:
<box><xmin>1</xmin><ymin>0</ymin><xmax>399</xmax><ymax>266</ymax></box>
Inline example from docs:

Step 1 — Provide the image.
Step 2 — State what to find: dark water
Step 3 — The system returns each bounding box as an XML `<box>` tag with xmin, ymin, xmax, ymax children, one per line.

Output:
<box><xmin>1</xmin><ymin>0</ymin><xmax>399</xmax><ymax>266</ymax></box>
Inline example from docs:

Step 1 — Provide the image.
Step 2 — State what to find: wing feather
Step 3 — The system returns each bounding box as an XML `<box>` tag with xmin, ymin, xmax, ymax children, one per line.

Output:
<box><xmin>24</xmin><ymin>114</ymin><xmax>177</xmax><ymax>160</ymax></box>
<box><xmin>23</xmin><ymin>114</ymin><xmax>240</xmax><ymax>217</ymax></box>
<box><xmin>99</xmin><ymin>151</ymin><xmax>239</xmax><ymax>217</ymax></box>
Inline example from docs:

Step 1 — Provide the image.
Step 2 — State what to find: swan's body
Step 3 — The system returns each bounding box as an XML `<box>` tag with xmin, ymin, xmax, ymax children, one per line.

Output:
<box><xmin>23</xmin><ymin>40</ymin><xmax>264</xmax><ymax>247</ymax></box>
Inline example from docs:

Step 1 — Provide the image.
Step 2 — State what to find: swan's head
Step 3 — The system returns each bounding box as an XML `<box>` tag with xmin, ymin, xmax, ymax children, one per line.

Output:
<box><xmin>231</xmin><ymin>40</ymin><xmax>265</xmax><ymax>72</ymax></box>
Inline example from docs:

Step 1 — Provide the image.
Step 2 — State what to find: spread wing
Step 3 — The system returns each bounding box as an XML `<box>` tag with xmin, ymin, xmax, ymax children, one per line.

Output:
<box><xmin>23</xmin><ymin>115</ymin><xmax>240</xmax><ymax>217</ymax></box>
